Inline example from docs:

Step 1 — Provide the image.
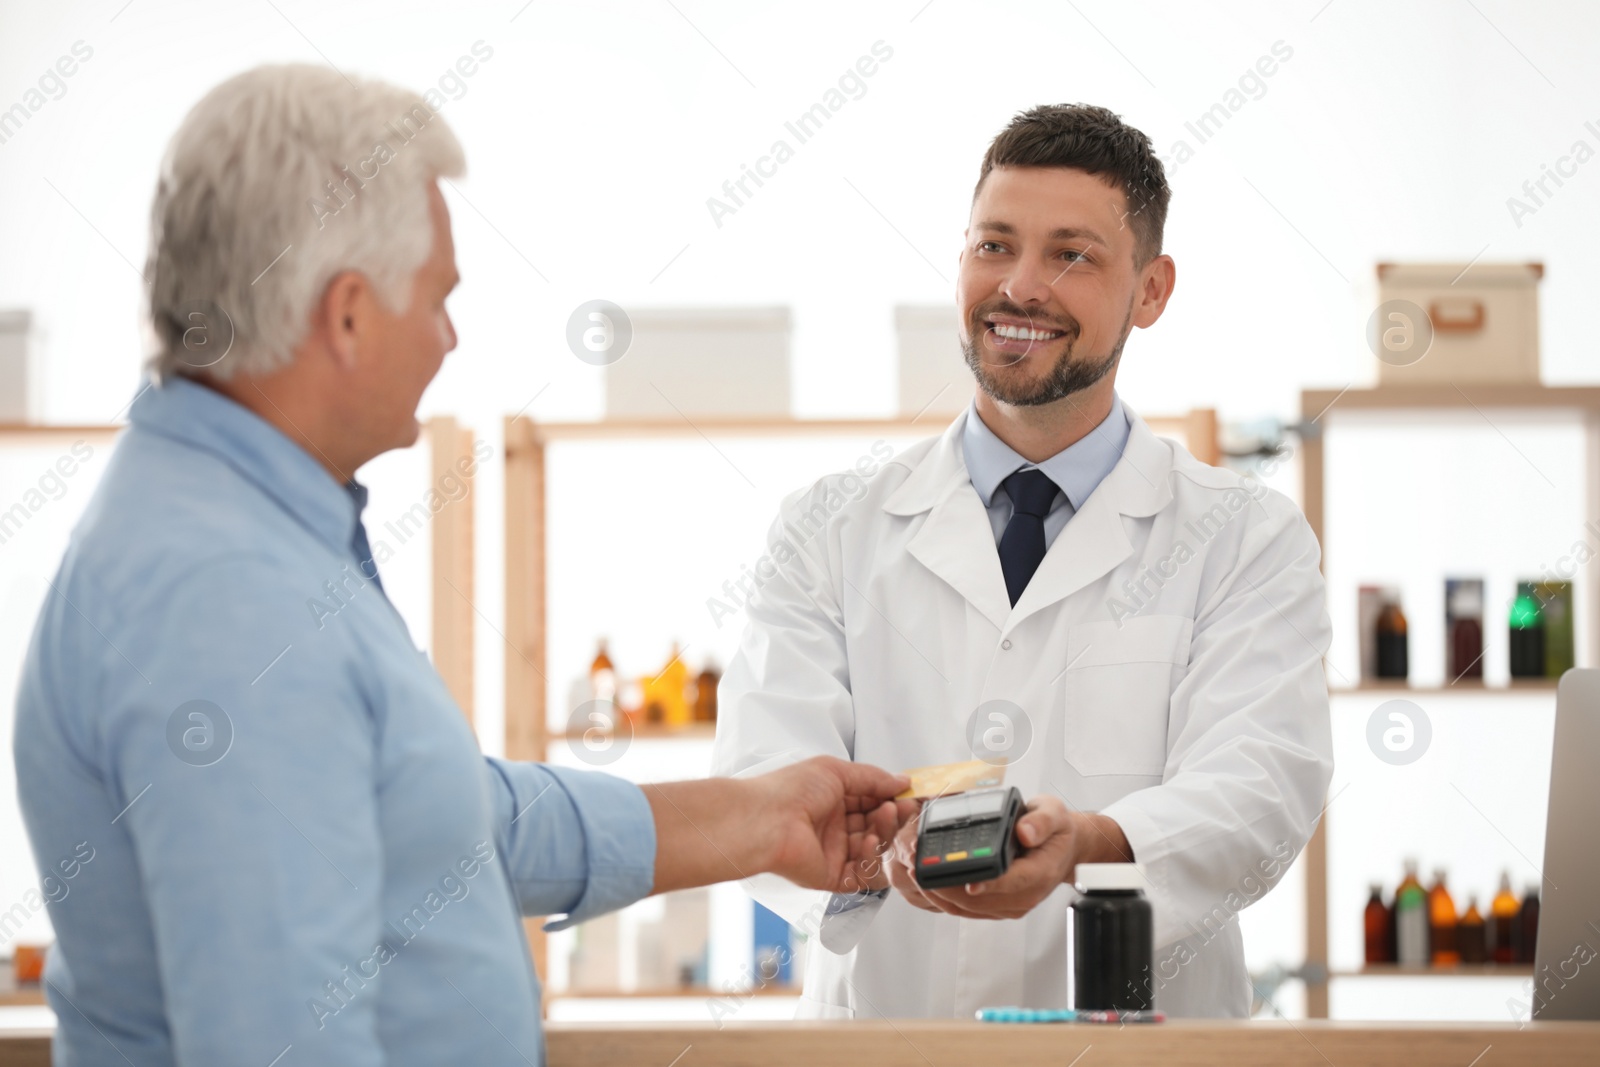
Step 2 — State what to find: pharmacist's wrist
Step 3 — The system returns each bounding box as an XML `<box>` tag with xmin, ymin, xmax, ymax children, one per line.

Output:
<box><xmin>1059</xmin><ymin>812</ymin><xmax>1134</xmax><ymax>885</ymax></box>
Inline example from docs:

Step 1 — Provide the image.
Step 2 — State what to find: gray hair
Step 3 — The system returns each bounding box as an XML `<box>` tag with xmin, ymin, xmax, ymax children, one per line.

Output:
<box><xmin>144</xmin><ymin>63</ymin><xmax>465</xmax><ymax>381</ymax></box>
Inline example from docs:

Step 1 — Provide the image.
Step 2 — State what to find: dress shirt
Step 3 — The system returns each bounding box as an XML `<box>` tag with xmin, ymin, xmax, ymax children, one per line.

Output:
<box><xmin>14</xmin><ymin>373</ymin><xmax>656</xmax><ymax>1067</ymax></box>
<box><xmin>961</xmin><ymin>392</ymin><xmax>1131</xmax><ymax>548</ymax></box>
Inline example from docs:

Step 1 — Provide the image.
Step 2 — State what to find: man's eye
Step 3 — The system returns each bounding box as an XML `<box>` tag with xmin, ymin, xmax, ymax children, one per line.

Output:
<box><xmin>1061</xmin><ymin>250</ymin><xmax>1087</xmax><ymax>262</ymax></box>
<box><xmin>979</xmin><ymin>241</ymin><xmax>1005</xmax><ymax>253</ymax></box>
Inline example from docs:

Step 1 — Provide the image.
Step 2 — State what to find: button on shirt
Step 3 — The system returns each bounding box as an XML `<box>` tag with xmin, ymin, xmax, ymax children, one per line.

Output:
<box><xmin>962</xmin><ymin>393</ymin><xmax>1131</xmax><ymax>550</ymax></box>
<box><xmin>13</xmin><ymin>374</ymin><xmax>656</xmax><ymax>1067</ymax></box>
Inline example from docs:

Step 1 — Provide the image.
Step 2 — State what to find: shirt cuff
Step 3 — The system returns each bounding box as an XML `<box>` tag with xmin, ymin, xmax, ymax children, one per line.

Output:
<box><xmin>536</xmin><ymin>766</ymin><xmax>657</xmax><ymax>932</ymax></box>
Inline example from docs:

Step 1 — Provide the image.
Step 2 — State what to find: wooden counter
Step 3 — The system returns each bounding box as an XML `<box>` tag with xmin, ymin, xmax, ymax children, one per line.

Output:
<box><xmin>0</xmin><ymin>1019</ymin><xmax>1592</xmax><ymax>1065</ymax></box>
<box><xmin>546</xmin><ymin>1019</ymin><xmax>1599</xmax><ymax>1067</ymax></box>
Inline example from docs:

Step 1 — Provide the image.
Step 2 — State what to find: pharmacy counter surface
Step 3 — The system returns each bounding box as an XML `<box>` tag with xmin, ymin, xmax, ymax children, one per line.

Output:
<box><xmin>546</xmin><ymin>1019</ymin><xmax>1597</xmax><ymax>1067</ymax></box>
<box><xmin>0</xmin><ymin>1020</ymin><xmax>1593</xmax><ymax>1065</ymax></box>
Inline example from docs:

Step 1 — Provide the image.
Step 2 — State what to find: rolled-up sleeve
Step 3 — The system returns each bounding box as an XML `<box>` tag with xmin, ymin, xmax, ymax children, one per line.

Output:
<box><xmin>484</xmin><ymin>758</ymin><xmax>657</xmax><ymax>931</ymax></box>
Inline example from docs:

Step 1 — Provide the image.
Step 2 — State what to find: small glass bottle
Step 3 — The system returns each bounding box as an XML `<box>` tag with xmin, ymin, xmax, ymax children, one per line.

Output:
<box><xmin>1446</xmin><ymin>581</ymin><xmax>1484</xmax><ymax>681</ymax></box>
<box><xmin>1458</xmin><ymin>896</ymin><xmax>1487</xmax><ymax>964</ymax></box>
<box><xmin>1509</xmin><ymin>585</ymin><xmax>1546</xmax><ymax>678</ymax></box>
<box><xmin>1428</xmin><ymin>869</ymin><xmax>1459</xmax><ymax>966</ymax></box>
<box><xmin>1395</xmin><ymin>859</ymin><xmax>1429</xmax><ymax>967</ymax></box>
<box><xmin>1513</xmin><ymin>884</ymin><xmax>1541</xmax><ymax>964</ymax></box>
<box><xmin>1376</xmin><ymin>600</ymin><xmax>1409</xmax><ymax>680</ymax></box>
<box><xmin>589</xmin><ymin>639</ymin><xmax>617</xmax><ymax>703</ymax></box>
<box><xmin>1490</xmin><ymin>871</ymin><xmax>1520</xmax><ymax>964</ymax></box>
<box><xmin>1363</xmin><ymin>884</ymin><xmax>1391</xmax><ymax>964</ymax></box>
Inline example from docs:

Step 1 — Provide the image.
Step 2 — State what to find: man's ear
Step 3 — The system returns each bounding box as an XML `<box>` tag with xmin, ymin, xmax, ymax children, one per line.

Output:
<box><xmin>319</xmin><ymin>270</ymin><xmax>367</xmax><ymax>371</ymax></box>
<box><xmin>1132</xmin><ymin>254</ymin><xmax>1176</xmax><ymax>330</ymax></box>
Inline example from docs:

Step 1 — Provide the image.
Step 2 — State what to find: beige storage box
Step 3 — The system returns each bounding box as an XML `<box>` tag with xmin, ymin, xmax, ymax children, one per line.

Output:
<box><xmin>895</xmin><ymin>304</ymin><xmax>974</xmax><ymax>419</ymax></box>
<box><xmin>1374</xmin><ymin>262</ymin><xmax>1541</xmax><ymax>385</ymax></box>
<box><xmin>604</xmin><ymin>306</ymin><xmax>790</xmax><ymax>419</ymax></box>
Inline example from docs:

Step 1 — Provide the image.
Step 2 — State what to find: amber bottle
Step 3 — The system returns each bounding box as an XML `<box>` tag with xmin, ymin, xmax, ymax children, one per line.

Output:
<box><xmin>1376</xmin><ymin>601</ymin><xmax>1409</xmax><ymax>679</ymax></box>
<box><xmin>1490</xmin><ymin>871</ymin><xmax>1520</xmax><ymax>964</ymax></box>
<box><xmin>1428</xmin><ymin>869</ymin><xmax>1459</xmax><ymax>965</ymax></box>
<box><xmin>1458</xmin><ymin>897</ymin><xmax>1487</xmax><ymax>964</ymax></box>
<box><xmin>1363</xmin><ymin>884</ymin><xmax>1391</xmax><ymax>964</ymax></box>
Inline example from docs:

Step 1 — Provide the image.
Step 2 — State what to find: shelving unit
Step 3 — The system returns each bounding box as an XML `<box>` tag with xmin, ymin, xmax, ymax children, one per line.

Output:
<box><xmin>503</xmin><ymin>407</ymin><xmax>1221</xmax><ymax>1003</ymax></box>
<box><xmin>1297</xmin><ymin>383</ymin><xmax>1600</xmax><ymax>1018</ymax></box>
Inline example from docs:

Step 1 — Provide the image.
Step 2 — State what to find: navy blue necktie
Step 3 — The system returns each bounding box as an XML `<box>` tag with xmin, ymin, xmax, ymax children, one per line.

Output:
<box><xmin>998</xmin><ymin>468</ymin><xmax>1060</xmax><ymax>607</ymax></box>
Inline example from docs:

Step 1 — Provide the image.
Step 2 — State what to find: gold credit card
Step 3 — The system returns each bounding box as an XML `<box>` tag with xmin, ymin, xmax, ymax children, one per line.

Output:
<box><xmin>896</xmin><ymin>758</ymin><xmax>1006</xmax><ymax>799</ymax></box>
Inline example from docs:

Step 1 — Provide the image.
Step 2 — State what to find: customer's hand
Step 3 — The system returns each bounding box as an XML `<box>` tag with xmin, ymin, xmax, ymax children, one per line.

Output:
<box><xmin>748</xmin><ymin>757</ymin><xmax>914</xmax><ymax>894</ymax></box>
<box><xmin>886</xmin><ymin>794</ymin><xmax>1132</xmax><ymax>920</ymax></box>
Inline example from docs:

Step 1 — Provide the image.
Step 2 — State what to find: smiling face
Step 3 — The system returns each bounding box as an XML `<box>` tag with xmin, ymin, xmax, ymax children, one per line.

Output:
<box><xmin>956</xmin><ymin>165</ymin><xmax>1166</xmax><ymax>409</ymax></box>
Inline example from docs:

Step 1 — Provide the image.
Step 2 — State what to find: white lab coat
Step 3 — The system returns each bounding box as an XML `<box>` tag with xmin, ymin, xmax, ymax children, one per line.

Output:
<box><xmin>710</xmin><ymin>404</ymin><xmax>1333</xmax><ymax>1019</ymax></box>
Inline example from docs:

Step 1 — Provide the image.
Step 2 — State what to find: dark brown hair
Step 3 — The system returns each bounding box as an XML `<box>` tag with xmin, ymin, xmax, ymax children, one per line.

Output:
<box><xmin>973</xmin><ymin>103</ymin><xmax>1170</xmax><ymax>267</ymax></box>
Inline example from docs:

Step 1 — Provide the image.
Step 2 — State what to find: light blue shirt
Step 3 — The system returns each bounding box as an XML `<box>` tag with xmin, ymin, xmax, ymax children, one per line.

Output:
<box><xmin>13</xmin><ymin>374</ymin><xmax>656</xmax><ymax>1067</ymax></box>
<box><xmin>961</xmin><ymin>392</ymin><xmax>1131</xmax><ymax>548</ymax></box>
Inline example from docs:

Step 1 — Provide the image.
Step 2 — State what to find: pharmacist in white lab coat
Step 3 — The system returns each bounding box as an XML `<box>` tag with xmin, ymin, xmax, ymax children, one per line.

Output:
<box><xmin>709</xmin><ymin>103</ymin><xmax>1333</xmax><ymax>1019</ymax></box>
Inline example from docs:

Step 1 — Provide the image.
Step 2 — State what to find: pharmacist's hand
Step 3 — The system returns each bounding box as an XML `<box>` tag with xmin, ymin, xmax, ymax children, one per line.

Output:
<box><xmin>887</xmin><ymin>796</ymin><xmax>1130</xmax><ymax>920</ymax></box>
<box><xmin>751</xmin><ymin>757</ymin><xmax>912</xmax><ymax>895</ymax></box>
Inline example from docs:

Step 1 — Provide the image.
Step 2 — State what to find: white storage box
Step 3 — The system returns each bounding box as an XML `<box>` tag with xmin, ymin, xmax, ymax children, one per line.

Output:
<box><xmin>895</xmin><ymin>305</ymin><xmax>974</xmax><ymax>419</ymax></box>
<box><xmin>1374</xmin><ymin>262</ymin><xmax>1542</xmax><ymax>385</ymax></box>
<box><xmin>604</xmin><ymin>306</ymin><xmax>790</xmax><ymax>419</ymax></box>
<box><xmin>0</xmin><ymin>309</ymin><xmax>33</xmax><ymax>422</ymax></box>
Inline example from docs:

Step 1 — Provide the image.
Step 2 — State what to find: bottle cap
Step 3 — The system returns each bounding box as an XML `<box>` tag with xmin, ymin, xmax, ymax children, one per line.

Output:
<box><xmin>1074</xmin><ymin>863</ymin><xmax>1148</xmax><ymax>892</ymax></box>
<box><xmin>1403</xmin><ymin>857</ymin><xmax>1419</xmax><ymax>875</ymax></box>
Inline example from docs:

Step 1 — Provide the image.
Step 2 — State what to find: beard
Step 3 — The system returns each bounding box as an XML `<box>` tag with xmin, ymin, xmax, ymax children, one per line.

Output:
<box><xmin>961</xmin><ymin>299</ymin><xmax>1131</xmax><ymax>407</ymax></box>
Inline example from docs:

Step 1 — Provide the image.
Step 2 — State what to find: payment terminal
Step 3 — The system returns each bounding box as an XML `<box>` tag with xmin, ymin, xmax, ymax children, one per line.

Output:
<box><xmin>914</xmin><ymin>786</ymin><xmax>1024</xmax><ymax>890</ymax></box>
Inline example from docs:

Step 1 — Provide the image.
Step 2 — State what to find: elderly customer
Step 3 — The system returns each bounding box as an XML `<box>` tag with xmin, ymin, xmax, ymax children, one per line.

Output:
<box><xmin>13</xmin><ymin>64</ymin><xmax>909</xmax><ymax>1067</ymax></box>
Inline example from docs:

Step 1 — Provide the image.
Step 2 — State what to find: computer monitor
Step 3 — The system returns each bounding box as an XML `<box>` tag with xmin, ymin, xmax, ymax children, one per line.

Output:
<box><xmin>1532</xmin><ymin>668</ymin><xmax>1600</xmax><ymax>1020</ymax></box>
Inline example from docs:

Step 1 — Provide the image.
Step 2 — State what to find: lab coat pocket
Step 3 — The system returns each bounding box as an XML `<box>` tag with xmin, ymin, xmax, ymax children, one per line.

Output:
<box><xmin>1061</xmin><ymin>614</ymin><xmax>1193</xmax><ymax>777</ymax></box>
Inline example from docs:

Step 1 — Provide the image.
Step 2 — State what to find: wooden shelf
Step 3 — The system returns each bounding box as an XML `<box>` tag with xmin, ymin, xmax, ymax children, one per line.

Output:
<box><xmin>1330</xmin><ymin>679</ymin><xmax>1560</xmax><ymax>695</ymax></box>
<box><xmin>0</xmin><ymin>983</ymin><xmax>44</xmax><ymax>1006</ymax></box>
<box><xmin>549</xmin><ymin>722</ymin><xmax>717</xmax><ymax>742</ymax></box>
<box><xmin>1334</xmin><ymin>963</ymin><xmax>1534</xmax><ymax>978</ymax></box>
<box><xmin>1303</xmin><ymin>383</ymin><xmax>1600</xmax><ymax>415</ymax></box>
<box><xmin>1297</xmin><ymin>380</ymin><xmax>1600</xmax><ymax>1019</ymax></box>
<box><xmin>0</xmin><ymin>423</ymin><xmax>122</xmax><ymax>437</ymax></box>
<box><xmin>549</xmin><ymin>984</ymin><xmax>799</xmax><ymax>999</ymax></box>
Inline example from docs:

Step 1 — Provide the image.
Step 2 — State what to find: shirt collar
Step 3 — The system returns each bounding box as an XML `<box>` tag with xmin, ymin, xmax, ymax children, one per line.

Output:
<box><xmin>127</xmin><ymin>374</ymin><xmax>368</xmax><ymax>554</ymax></box>
<box><xmin>961</xmin><ymin>391</ymin><xmax>1131</xmax><ymax>510</ymax></box>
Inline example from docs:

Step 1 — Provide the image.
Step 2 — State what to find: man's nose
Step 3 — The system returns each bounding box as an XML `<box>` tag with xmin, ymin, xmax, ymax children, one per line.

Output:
<box><xmin>1001</xmin><ymin>256</ymin><xmax>1054</xmax><ymax>306</ymax></box>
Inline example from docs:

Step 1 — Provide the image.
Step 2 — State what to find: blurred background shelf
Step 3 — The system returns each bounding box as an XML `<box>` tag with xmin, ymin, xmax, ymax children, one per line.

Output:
<box><xmin>1334</xmin><ymin>964</ymin><xmax>1535</xmax><ymax>979</ymax></box>
<box><xmin>548</xmin><ymin>722</ymin><xmax>717</xmax><ymax>743</ymax></box>
<box><xmin>549</xmin><ymin>984</ymin><xmax>798</xmax><ymax>999</ymax></box>
<box><xmin>1299</xmin><ymin>382</ymin><xmax>1599</xmax><ymax>1019</ymax></box>
<box><xmin>1330</xmin><ymin>679</ymin><xmax>1559</xmax><ymax>695</ymax></box>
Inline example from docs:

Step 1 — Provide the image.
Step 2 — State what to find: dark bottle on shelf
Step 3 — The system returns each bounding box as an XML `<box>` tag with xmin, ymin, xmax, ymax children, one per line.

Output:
<box><xmin>1376</xmin><ymin>601</ymin><xmax>1409</xmax><ymax>680</ymax></box>
<box><xmin>1513</xmin><ymin>884</ymin><xmax>1541</xmax><ymax>964</ymax></box>
<box><xmin>1509</xmin><ymin>584</ymin><xmax>1546</xmax><ymax>678</ymax></box>
<box><xmin>1490</xmin><ymin>871</ymin><xmax>1519</xmax><ymax>964</ymax></box>
<box><xmin>1364</xmin><ymin>884</ymin><xmax>1391</xmax><ymax>964</ymax></box>
<box><xmin>1458</xmin><ymin>896</ymin><xmax>1487</xmax><ymax>964</ymax></box>
<box><xmin>1446</xmin><ymin>580</ymin><xmax>1484</xmax><ymax>680</ymax></box>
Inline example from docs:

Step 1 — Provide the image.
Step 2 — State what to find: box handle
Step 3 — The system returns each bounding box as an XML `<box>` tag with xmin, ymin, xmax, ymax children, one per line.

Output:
<box><xmin>1428</xmin><ymin>298</ymin><xmax>1485</xmax><ymax>333</ymax></box>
